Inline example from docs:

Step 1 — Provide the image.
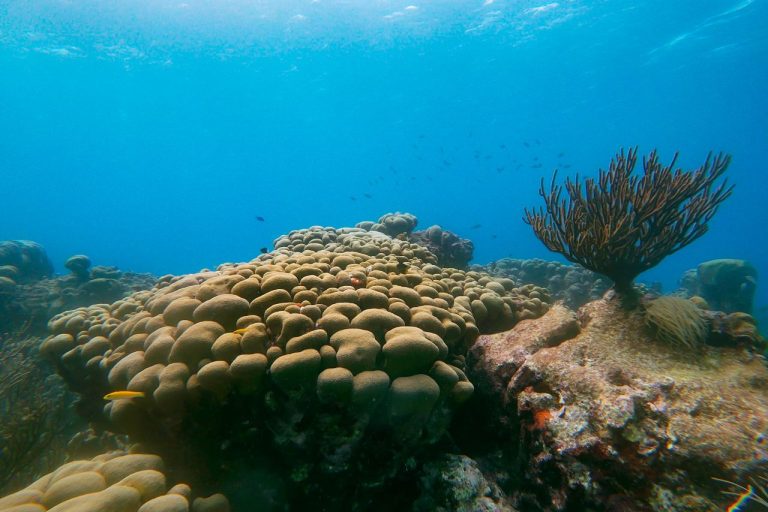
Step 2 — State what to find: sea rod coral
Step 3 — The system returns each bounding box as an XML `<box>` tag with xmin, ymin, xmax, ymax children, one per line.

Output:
<box><xmin>523</xmin><ymin>147</ymin><xmax>733</xmax><ymax>301</ymax></box>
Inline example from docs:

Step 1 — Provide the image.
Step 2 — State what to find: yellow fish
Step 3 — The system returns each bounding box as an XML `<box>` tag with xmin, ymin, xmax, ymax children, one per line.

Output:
<box><xmin>233</xmin><ymin>328</ymin><xmax>250</xmax><ymax>335</ymax></box>
<box><xmin>104</xmin><ymin>391</ymin><xmax>145</xmax><ymax>400</ymax></box>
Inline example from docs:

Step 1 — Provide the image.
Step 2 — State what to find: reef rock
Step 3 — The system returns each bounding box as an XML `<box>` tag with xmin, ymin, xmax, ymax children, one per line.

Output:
<box><xmin>468</xmin><ymin>300</ymin><xmax>768</xmax><ymax>511</ymax></box>
<box><xmin>415</xmin><ymin>454</ymin><xmax>515</xmax><ymax>512</ymax></box>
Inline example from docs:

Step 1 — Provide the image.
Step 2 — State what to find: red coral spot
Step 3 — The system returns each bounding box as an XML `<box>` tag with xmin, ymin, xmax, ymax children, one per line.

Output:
<box><xmin>530</xmin><ymin>409</ymin><xmax>552</xmax><ymax>431</ymax></box>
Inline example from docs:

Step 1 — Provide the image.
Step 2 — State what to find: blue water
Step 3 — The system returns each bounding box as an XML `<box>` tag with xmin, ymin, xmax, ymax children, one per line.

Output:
<box><xmin>1</xmin><ymin>1</ymin><xmax>766</xmax><ymax>314</ymax></box>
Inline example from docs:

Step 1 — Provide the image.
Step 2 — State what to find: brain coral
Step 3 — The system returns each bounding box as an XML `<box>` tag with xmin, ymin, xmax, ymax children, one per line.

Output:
<box><xmin>41</xmin><ymin>221</ymin><xmax>549</xmax><ymax>507</ymax></box>
<box><xmin>0</xmin><ymin>451</ymin><xmax>229</xmax><ymax>512</ymax></box>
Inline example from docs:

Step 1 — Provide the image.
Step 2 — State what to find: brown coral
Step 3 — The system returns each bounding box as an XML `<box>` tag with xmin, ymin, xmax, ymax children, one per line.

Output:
<box><xmin>39</xmin><ymin>223</ymin><xmax>551</xmax><ymax>507</ymax></box>
<box><xmin>524</xmin><ymin>148</ymin><xmax>733</xmax><ymax>298</ymax></box>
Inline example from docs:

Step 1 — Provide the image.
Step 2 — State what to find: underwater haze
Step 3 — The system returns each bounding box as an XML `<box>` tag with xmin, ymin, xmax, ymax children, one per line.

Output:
<box><xmin>1</xmin><ymin>0</ymin><xmax>766</xmax><ymax>309</ymax></box>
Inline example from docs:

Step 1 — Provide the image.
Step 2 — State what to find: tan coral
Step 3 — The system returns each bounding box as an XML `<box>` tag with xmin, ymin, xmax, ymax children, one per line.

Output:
<box><xmin>0</xmin><ymin>452</ymin><xmax>228</xmax><ymax>512</ymax></box>
<box><xmin>42</xmin><ymin>223</ymin><xmax>549</xmax><ymax>448</ymax></box>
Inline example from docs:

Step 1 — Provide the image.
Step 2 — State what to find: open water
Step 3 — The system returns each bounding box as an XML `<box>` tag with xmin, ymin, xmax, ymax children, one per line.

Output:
<box><xmin>1</xmin><ymin>0</ymin><xmax>766</xmax><ymax>315</ymax></box>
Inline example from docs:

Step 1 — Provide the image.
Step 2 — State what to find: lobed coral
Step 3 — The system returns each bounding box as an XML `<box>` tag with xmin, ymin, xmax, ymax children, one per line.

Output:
<box><xmin>39</xmin><ymin>222</ymin><xmax>549</xmax><ymax>508</ymax></box>
<box><xmin>359</xmin><ymin>212</ymin><xmax>419</xmax><ymax>237</ymax></box>
<box><xmin>0</xmin><ymin>451</ymin><xmax>230</xmax><ymax>512</ymax></box>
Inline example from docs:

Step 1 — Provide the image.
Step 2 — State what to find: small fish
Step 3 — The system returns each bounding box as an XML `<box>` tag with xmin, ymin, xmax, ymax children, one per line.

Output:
<box><xmin>233</xmin><ymin>327</ymin><xmax>252</xmax><ymax>335</ymax></box>
<box><xmin>350</xmin><ymin>196</ymin><xmax>357</xmax><ymax>201</ymax></box>
<box><xmin>563</xmin><ymin>164</ymin><xmax>572</xmax><ymax>168</ymax></box>
<box><xmin>442</xmin><ymin>159</ymin><xmax>451</xmax><ymax>166</ymax></box>
<box><xmin>531</xmin><ymin>163</ymin><xmax>543</xmax><ymax>168</ymax></box>
<box><xmin>558</xmin><ymin>151</ymin><xmax>565</xmax><ymax>157</ymax></box>
<box><xmin>255</xmin><ymin>216</ymin><xmax>265</xmax><ymax>222</ymax></box>
<box><xmin>499</xmin><ymin>144</ymin><xmax>507</xmax><ymax>149</ymax></box>
<box><xmin>363</xmin><ymin>193</ymin><xmax>372</xmax><ymax>199</ymax></box>
<box><xmin>491</xmin><ymin>234</ymin><xmax>498</xmax><ymax>239</ymax></box>
<box><xmin>260</xmin><ymin>247</ymin><xmax>268</xmax><ymax>254</ymax></box>
<box><xmin>104</xmin><ymin>391</ymin><xmax>145</xmax><ymax>400</ymax></box>
<box><xmin>523</xmin><ymin>141</ymin><xmax>531</xmax><ymax>148</ymax></box>
<box><xmin>470</xmin><ymin>224</ymin><xmax>482</xmax><ymax>229</ymax></box>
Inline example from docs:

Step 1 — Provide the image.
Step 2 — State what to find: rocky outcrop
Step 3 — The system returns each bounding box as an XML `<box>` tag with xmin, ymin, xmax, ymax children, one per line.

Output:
<box><xmin>468</xmin><ymin>301</ymin><xmax>768</xmax><ymax>511</ymax></box>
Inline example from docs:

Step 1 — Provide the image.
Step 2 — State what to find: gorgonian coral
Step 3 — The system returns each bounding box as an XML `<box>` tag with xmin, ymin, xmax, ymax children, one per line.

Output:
<box><xmin>524</xmin><ymin>148</ymin><xmax>733</xmax><ymax>300</ymax></box>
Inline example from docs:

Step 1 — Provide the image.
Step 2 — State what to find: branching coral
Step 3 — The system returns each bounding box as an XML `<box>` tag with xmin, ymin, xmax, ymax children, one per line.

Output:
<box><xmin>524</xmin><ymin>148</ymin><xmax>733</xmax><ymax>299</ymax></box>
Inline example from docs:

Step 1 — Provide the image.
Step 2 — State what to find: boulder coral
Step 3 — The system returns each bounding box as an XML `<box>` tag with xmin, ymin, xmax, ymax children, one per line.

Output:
<box><xmin>359</xmin><ymin>212</ymin><xmax>419</xmax><ymax>237</ymax></box>
<box><xmin>40</xmin><ymin>223</ymin><xmax>550</xmax><ymax>508</ymax></box>
<box><xmin>678</xmin><ymin>258</ymin><xmax>758</xmax><ymax>314</ymax></box>
<box><xmin>0</xmin><ymin>240</ymin><xmax>53</xmax><ymax>283</ymax></box>
<box><xmin>0</xmin><ymin>451</ymin><xmax>229</xmax><ymax>512</ymax></box>
<box><xmin>410</xmin><ymin>225</ymin><xmax>475</xmax><ymax>270</ymax></box>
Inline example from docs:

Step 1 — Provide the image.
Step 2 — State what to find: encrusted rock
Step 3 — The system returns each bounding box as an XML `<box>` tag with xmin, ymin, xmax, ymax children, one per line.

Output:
<box><xmin>469</xmin><ymin>299</ymin><xmax>768</xmax><ymax>511</ymax></box>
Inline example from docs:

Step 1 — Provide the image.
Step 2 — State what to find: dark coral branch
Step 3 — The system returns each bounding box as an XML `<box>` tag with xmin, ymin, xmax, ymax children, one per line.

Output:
<box><xmin>523</xmin><ymin>148</ymin><xmax>733</xmax><ymax>296</ymax></box>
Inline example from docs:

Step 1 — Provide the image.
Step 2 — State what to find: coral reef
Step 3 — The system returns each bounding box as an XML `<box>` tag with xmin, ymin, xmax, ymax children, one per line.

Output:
<box><xmin>3</xmin><ymin>211</ymin><xmax>762</xmax><ymax>511</ymax></box>
<box><xmin>64</xmin><ymin>255</ymin><xmax>92</xmax><ymax>282</ymax></box>
<box><xmin>410</xmin><ymin>226</ymin><xmax>474</xmax><ymax>270</ymax></box>
<box><xmin>477</xmin><ymin>258</ymin><xmax>609</xmax><ymax>309</ymax></box>
<box><xmin>38</xmin><ymin>221</ymin><xmax>549</xmax><ymax>509</ymax></box>
<box><xmin>0</xmin><ymin>451</ymin><xmax>230</xmax><ymax>512</ymax></box>
<box><xmin>524</xmin><ymin>148</ymin><xmax>733</xmax><ymax>298</ymax></box>
<box><xmin>274</xmin><ymin>212</ymin><xmax>474</xmax><ymax>269</ymax></box>
<box><xmin>0</xmin><ymin>248</ymin><xmax>155</xmax><ymax>334</ymax></box>
<box><xmin>414</xmin><ymin>454</ymin><xmax>514</xmax><ymax>512</ymax></box>
<box><xmin>273</xmin><ymin>223</ymin><xmax>436</xmax><ymax>263</ymax></box>
<box><xmin>0</xmin><ymin>240</ymin><xmax>54</xmax><ymax>283</ymax></box>
<box><xmin>358</xmin><ymin>212</ymin><xmax>419</xmax><ymax>237</ymax></box>
<box><xmin>678</xmin><ymin>259</ymin><xmax>758</xmax><ymax>314</ymax></box>
<box><xmin>467</xmin><ymin>300</ymin><xmax>768</xmax><ymax>511</ymax></box>
<box><xmin>0</xmin><ymin>331</ymin><xmax>82</xmax><ymax>495</ymax></box>
<box><xmin>273</xmin><ymin>212</ymin><xmax>474</xmax><ymax>269</ymax></box>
